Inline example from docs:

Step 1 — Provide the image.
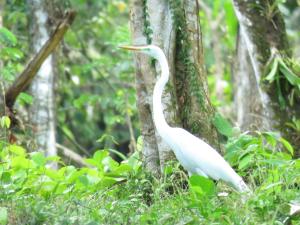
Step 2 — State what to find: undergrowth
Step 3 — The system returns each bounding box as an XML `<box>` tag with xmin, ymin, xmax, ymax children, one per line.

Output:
<box><xmin>0</xmin><ymin>128</ymin><xmax>299</xmax><ymax>224</ymax></box>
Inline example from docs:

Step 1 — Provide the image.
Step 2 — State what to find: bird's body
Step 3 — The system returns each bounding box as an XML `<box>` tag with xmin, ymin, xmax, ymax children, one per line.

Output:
<box><xmin>120</xmin><ymin>44</ymin><xmax>249</xmax><ymax>192</ymax></box>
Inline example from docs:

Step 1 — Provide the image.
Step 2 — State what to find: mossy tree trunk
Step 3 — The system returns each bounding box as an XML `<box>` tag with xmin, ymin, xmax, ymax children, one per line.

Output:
<box><xmin>232</xmin><ymin>0</ymin><xmax>300</xmax><ymax>152</ymax></box>
<box><xmin>129</xmin><ymin>0</ymin><xmax>219</xmax><ymax>176</ymax></box>
<box><xmin>27</xmin><ymin>0</ymin><xmax>63</xmax><ymax>167</ymax></box>
<box><xmin>0</xmin><ymin>0</ymin><xmax>4</xmax><ymax>117</ymax></box>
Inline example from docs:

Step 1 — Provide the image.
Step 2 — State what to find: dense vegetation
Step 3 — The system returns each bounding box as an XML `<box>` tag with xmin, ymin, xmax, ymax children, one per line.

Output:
<box><xmin>0</xmin><ymin>0</ymin><xmax>299</xmax><ymax>224</ymax></box>
<box><xmin>0</xmin><ymin>129</ymin><xmax>299</xmax><ymax>224</ymax></box>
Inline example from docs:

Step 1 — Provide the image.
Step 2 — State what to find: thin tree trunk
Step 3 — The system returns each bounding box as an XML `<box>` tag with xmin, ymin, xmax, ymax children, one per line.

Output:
<box><xmin>129</xmin><ymin>0</ymin><xmax>219</xmax><ymax>176</ymax></box>
<box><xmin>27</xmin><ymin>0</ymin><xmax>62</xmax><ymax>165</ymax></box>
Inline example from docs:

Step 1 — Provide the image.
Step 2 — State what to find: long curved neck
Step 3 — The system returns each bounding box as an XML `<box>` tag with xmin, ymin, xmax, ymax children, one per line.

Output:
<box><xmin>153</xmin><ymin>52</ymin><xmax>171</xmax><ymax>134</ymax></box>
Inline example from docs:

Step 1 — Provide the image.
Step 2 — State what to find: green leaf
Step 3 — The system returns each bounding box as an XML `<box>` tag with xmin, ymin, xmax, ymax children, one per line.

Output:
<box><xmin>17</xmin><ymin>92</ymin><xmax>33</xmax><ymax>105</ymax></box>
<box><xmin>0</xmin><ymin>27</ymin><xmax>17</xmax><ymax>46</ymax></box>
<box><xmin>93</xmin><ymin>150</ymin><xmax>109</xmax><ymax>162</ymax></box>
<box><xmin>189</xmin><ymin>175</ymin><xmax>215</xmax><ymax>197</ymax></box>
<box><xmin>31</xmin><ymin>152</ymin><xmax>47</xmax><ymax>166</ymax></box>
<box><xmin>0</xmin><ymin>207</ymin><xmax>8</xmax><ymax>225</ymax></box>
<box><xmin>265</xmin><ymin>57</ymin><xmax>279</xmax><ymax>82</ymax></box>
<box><xmin>1</xmin><ymin>47</ymin><xmax>23</xmax><ymax>60</ymax></box>
<box><xmin>8</xmin><ymin>145</ymin><xmax>26</xmax><ymax>156</ymax></box>
<box><xmin>279</xmin><ymin>138</ymin><xmax>294</xmax><ymax>156</ymax></box>
<box><xmin>1</xmin><ymin>172</ymin><xmax>11</xmax><ymax>184</ymax></box>
<box><xmin>262</xmin><ymin>132</ymin><xmax>279</xmax><ymax>147</ymax></box>
<box><xmin>0</xmin><ymin>116</ymin><xmax>11</xmax><ymax>128</ymax></box>
<box><xmin>212</xmin><ymin>113</ymin><xmax>233</xmax><ymax>137</ymax></box>
<box><xmin>61</xmin><ymin>126</ymin><xmax>75</xmax><ymax>140</ymax></box>
<box><xmin>279</xmin><ymin>59</ymin><xmax>300</xmax><ymax>88</ymax></box>
<box><xmin>238</xmin><ymin>154</ymin><xmax>253</xmax><ymax>170</ymax></box>
<box><xmin>11</xmin><ymin>156</ymin><xmax>33</xmax><ymax>169</ymax></box>
<box><xmin>78</xmin><ymin>175</ymin><xmax>89</xmax><ymax>186</ymax></box>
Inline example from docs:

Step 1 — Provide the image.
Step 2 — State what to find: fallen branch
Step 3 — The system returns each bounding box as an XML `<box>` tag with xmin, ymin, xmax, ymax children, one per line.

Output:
<box><xmin>5</xmin><ymin>10</ymin><xmax>76</xmax><ymax>108</ymax></box>
<box><xmin>56</xmin><ymin>143</ymin><xmax>89</xmax><ymax>167</ymax></box>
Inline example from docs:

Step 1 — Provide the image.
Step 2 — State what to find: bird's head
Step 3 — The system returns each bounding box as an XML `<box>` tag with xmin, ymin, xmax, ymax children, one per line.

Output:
<box><xmin>119</xmin><ymin>44</ymin><xmax>163</xmax><ymax>60</ymax></box>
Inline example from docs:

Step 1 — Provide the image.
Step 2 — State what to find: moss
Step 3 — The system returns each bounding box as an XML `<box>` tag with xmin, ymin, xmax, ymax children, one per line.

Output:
<box><xmin>168</xmin><ymin>0</ymin><xmax>206</xmax><ymax>126</ymax></box>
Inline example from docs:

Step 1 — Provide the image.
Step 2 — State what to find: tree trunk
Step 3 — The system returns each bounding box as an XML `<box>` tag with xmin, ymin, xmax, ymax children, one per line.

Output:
<box><xmin>129</xmin><ymin>0</ymin><xmax>219</xmax><ymax>176</ymax></box>
<box><xmin>27</xmin><ymin>0</ymin><xmax>62</xmax><ymax>165</ymax></box>
<box><xmin>0</xmin><ymin>0</ymin><xmax>5</xmax><ymax>118</ymax></box>
<box><xmin>232</xmin><ymin>1</ymin><xmax>291</xmax><ymax>128</ymax></box>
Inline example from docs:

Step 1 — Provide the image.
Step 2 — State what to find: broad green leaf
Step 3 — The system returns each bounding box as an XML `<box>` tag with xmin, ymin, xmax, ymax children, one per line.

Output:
<box><xmin>11</xmin><ymin>156</ymin><xmax>33</xmax><ymax>169</ymax></box>
<box><xmin>212</xmin><ymin>113</ymin><xmax>233</xmax><ymax>137</ymax></box>
<box><xmin>8</xmin><ymin>145</ymin><xmax>26</xmax><ymax>156</ymax></box>
<box><xmin>93</xmin><ymin>150</ymin><xmax>109</xmax><ymax>162</ymax></box>
<box><xmin>111</xmin><ymin>163</ymin><xmax>132</xmax><ymax>174</ymax></box>
<box><xmin>189</xmin><ymin>175</ymin><xmax>215</xmax><ymax>197</ymax></box>
<box><xmin>31</xmin><ymin>152</ymin><xmax>47</xmax><ymax>166</ymax></box>
<box><xmin>0</xmin><ymin>116</ymin><xmax>11</xmax><ymax>128</ymax></box>
<box><xmin>102</xmin><ymin>156</ymin><xmax>119</xmax><ymax>171</ymax></box>
<box><xmin>279</xmin><ymin>59</ymin><xmax>300</xmax><ymax>88</ymax></box>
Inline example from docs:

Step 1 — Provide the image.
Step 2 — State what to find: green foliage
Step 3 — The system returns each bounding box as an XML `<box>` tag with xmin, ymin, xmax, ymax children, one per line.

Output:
<box><xmin>200</xmin><ymin>0</ymin><xmax>237</xmax><ymax>108</ymax></box>
<box><xmin>264</xmin><ymin>53</ymin><xmax>300</xmax><ymax>108</ymax></box>
<box><xmin>1</xmin><ymin>133</ymin><xmax>299</xmax><ymax>224</ymax></box>
<box><xmin>142</xmin><ymin>0</ymin><xmax>153</xmax><ymax>44</ymax></box>
<box><xmin>1</xmin><ymin>0</ymin><xmax>300</xmax><ymax>224</ymax></box>
<box><xmin>0</xmin><ymin>116</ymin><xmax>11</xmax><ymax>129</ymax></box>
<box><xmin>0</xmin><ymin>27</ymin><xmax>24</xmax><ymax>83</ymax></box>
<box><xmin>0</xmin><ymin>207</ymin><xmax>8</xmax><ymax>225</ymax></box>
<box><xmin>169</xmin><ymin>0</ymin><xmax>205</xmax><ymax>109</ymax></box>
<box><xmin>54</xmin><ymin>0</ymin><xmax>138</xmax><ymax>152</ymax></box>
<box><xmin>225</xmin><ymin>132</ymin><xmax>298</xmax><ymax>181</ymax></box>
<box><xmin>212</xmin><ymin>113</ymin><xmax>233</xmax><ymax>137</ymax></box>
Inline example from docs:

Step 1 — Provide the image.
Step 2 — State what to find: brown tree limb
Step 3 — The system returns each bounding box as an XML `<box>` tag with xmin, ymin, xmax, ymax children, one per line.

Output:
<box><xmin>56</xmin><ymin>143</ymin><xmax>89</xmax><ymax>167</ymax></box>
<box><xmin>5</xmin><ymin>10</ymin><xmax>76</xmax><ymax>108</ymax></box>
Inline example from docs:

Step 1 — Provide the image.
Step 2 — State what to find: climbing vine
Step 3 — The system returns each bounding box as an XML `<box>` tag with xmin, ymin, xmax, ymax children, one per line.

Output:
<box><xmin>142</xmin><ymin>0</ymin><xmax>152</xmax><ymax>44</ymax></box>
<box><xmin>168</xmin><ymin>0</ymin><xmax>206</xmax><ymax>132</ymax></box>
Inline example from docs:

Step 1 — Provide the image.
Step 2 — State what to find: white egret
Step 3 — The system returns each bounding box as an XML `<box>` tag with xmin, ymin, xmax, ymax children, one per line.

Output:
<box><xmin>120</xmin><ymin>45</ymin><xmax>249</xmax><ymax>192</ymax></box>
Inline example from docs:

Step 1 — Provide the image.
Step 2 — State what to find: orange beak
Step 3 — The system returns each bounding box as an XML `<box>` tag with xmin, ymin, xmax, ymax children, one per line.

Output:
<box><xmin>119</xmin><ymin>45</ymin><xmax>146</xmax><ymax>51</ymax></box>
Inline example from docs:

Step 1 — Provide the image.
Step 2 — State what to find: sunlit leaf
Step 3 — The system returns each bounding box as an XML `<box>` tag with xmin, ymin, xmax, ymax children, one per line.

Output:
<box><xmin>212</xmin><ymin>113</ymin><xmax>233</xmax><ymax>137</ymax></box>
<box><xmin>0</xmin><ymin>27</ymin><xmax>17</xmax><ymax>46</ymax></box>
<box><xmin>279</xmin><ymin>138</ymin><xmax>294</xmax><ymax>156</ymax></box>
<box><xmin>189</xmin><ymin>175</ymin><xmax>216</xmax><ymax>197</ymax></box>
<box><xmin>0</xmin><ymin>116</ymin><xmax>11</xmax><ymax>128</ymax></box>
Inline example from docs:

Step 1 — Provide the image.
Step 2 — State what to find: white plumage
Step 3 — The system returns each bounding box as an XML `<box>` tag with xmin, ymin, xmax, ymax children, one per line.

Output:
<box><xmin>120</xmin><ymin>45</ymin><xmax>249</xmax><ymax>192</ymax></box>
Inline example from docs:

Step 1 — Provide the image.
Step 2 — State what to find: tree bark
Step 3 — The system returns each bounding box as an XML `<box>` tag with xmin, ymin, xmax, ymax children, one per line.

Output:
<box><xmin>232</xmin><ymin>0</ymin><xmax>292</xmax><ymax>130</ymax></box>
<box><xmin>27</xmin><ymin>0</ymin><xmax>62</xmax><ymax>165</ymax></box>
<box><xmin>129</xmin><ymin>0</ymin><xmax>219</xmax><ymax>176</ymax></box>
<box><xmin>0</xmin><ymin>0</ymin><xmax>4</xmax><ymax>120</ymax></box>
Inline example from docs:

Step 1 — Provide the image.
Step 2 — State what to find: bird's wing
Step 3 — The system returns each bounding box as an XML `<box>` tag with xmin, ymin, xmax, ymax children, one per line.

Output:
<box><xmin>171</xmin><ymin>128</ymin><xmax>242</xmax><ymax>183</ymax></box>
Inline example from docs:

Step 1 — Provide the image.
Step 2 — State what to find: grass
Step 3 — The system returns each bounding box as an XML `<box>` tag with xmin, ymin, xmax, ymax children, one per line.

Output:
<box><xmin>0</xmin><ymin>132</ymin><xmax>300</xmax><ymax>224</ymax></box>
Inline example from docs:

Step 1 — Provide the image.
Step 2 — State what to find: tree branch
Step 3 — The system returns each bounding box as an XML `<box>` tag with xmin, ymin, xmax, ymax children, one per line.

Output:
<box><xmin>56</xmin><ymin>143</ymin><xmax>89</xmax><ymax>167</ymax></box>
<box><xmin>5</xmin><ymin>10</ymin><xmax>76</xmax><ymax>108</ymax></box>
